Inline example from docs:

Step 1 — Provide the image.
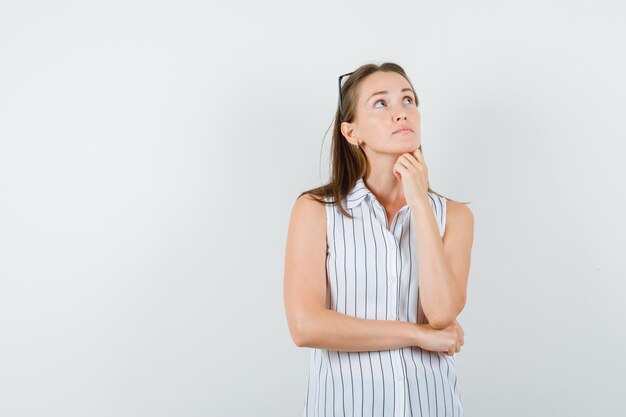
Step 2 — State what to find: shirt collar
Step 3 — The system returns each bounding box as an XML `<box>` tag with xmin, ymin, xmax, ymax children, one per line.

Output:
<box><xmin>345</xmin><ymin>178</ymin><xmax>414</xmax><ymax>218</ymax></box>
<box><xmin>345</xmin><ymin>178</ymin><xmax>371</xmax><ymax>209</ymax></box>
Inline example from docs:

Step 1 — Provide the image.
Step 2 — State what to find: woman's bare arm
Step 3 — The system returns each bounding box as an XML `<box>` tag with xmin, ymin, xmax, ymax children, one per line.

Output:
<box><xmin>283</xmin><ymin>193</ymin><xmax>429</xmax><ymax>352</ymax></box>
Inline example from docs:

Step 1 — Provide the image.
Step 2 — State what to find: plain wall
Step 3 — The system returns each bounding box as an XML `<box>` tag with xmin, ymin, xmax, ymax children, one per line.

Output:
<box><xmin>1</xmin><ymin>0</ymin><xmax>625</xmax><ymax>416</ymax></box>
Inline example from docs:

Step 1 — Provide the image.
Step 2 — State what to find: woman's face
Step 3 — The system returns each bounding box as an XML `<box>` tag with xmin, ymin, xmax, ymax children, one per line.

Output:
<box><xmin>342</xmin><ymin>71</ymin><xmax>421</xmax><ymax>155</ymax></box>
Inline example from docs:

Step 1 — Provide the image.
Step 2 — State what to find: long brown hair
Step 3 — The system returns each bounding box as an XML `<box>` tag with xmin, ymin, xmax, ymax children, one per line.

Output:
<box><xmin>300</xmin><ymin>62</ymin><xmax>470</xmax><ymax>219</ymax></box>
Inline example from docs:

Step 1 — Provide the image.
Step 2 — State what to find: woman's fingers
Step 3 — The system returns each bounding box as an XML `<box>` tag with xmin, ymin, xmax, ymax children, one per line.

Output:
<box><xmin>412</xmin><ymin>147</ymin><xmax>424</xmax><ymax>162</ymax></box>
<box><xmin>395</xmin><ymin>156</ymin><xmax>414</xmax><ymax>172</ymax></box>
<box><xmin>399</xmin><ymin>154</ymin><xmax>419</xmax><ymax>171</ymax></box>
<box><xmin>406</xmin><ymin>150</ymin><xmax>425</xmax><ymax>167</ymax></box>
<box><xmin>393</xmin><ymin>162</ymin><xmax>407</xmax><ymax>179</ymax></box>
<box><xmin>393</xmin><ymin>159</ymin><xmax>414</xmax><ymax>180</ymax></box>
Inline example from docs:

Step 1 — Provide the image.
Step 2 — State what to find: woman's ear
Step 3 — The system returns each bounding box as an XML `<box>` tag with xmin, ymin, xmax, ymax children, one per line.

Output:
<box><xmin>341</xmin><ymin>121</ymin><xmax>360</xmax><ymax>146</ymax></box>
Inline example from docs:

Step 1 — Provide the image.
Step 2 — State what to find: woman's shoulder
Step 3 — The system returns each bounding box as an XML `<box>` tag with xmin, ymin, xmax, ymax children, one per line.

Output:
<box><xmin>287</xmin><ymin>193</ymin><xmax>327</xmax><ymax>251</ymax></box>
<box><xmin>290</xmin><ymin>192</ymin><xmax>327</xmax><ymax>228</ymax></box>
<box><xmin>445</xmin><ymin>199</ymin><xmax>473</xmax><ymax>217</ymax></box>
<box><xmin>443</xmin><ymin>199</ymin><xmax>474</xmax><ymax>234</ymax></box>
<box><xmin>295</xmin><ymin>192</ymin><xmax>329</xmax><ymax>208</ymax></box>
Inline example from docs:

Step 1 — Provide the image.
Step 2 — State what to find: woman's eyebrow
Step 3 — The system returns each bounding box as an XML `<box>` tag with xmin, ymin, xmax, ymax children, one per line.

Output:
<box><xmin>367</xmin><ymin>88</ymin><xmax>415</xmax><ymax>102</ymax></box>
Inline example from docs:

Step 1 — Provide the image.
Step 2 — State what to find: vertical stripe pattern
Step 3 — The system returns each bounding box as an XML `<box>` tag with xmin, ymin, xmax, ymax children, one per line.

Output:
<box><xmin>303</xmin><ymin>178</ymin><xmax>463</xmax><ymax>417</ymax></box>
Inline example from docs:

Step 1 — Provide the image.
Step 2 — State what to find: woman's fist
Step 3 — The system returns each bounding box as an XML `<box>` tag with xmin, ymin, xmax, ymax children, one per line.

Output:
<box><xmin>419</xmin><ymin>320</ymin><xmax>465</xmax><ymax>356</ymax></box>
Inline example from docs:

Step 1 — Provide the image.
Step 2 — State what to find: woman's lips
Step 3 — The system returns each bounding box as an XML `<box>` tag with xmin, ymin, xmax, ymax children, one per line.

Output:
<box><xmin>393</xmin><ymin>128</ymin><xmax>413</xmax><ymax>134</ymax></box>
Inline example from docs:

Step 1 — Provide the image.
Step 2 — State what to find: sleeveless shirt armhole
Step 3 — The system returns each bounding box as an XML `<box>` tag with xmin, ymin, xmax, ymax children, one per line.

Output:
<box><xmin>440</xmin><ymin>195</ymin><xmax>447</xmax><ymax>238</ymax></box>
<box><xmin>322</xmin><ymin>195</ymin><xmax>331</xmax><ymax>254</ymax></box>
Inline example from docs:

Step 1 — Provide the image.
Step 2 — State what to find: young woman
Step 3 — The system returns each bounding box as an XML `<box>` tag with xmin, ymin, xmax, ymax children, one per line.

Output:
<box><xmin>283</xmin><ymin>62</ymin><xmax>474</xmax><ymax>417</ymax></box>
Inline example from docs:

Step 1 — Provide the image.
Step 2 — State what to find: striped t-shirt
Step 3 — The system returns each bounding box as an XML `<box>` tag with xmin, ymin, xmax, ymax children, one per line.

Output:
<box><xmin>303</xmin><ymin>178</ymin><xmax>463</xmax><ymax>417</ymax></box>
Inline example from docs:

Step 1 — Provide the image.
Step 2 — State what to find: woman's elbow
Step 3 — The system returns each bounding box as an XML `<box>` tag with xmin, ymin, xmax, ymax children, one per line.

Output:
<box><xmin>288</xmin><ymin>313</ymin><xmax>317</xmax><ymax>348</ymax></box>
<box><xmin>427</xmin><ymin>315</ymin><xmax>457</xmax><ymax>330</ymax></box>
<box><xmin>425</xmin><ymin>302</ymin><xmax>464</xmax><ymax>330</ymax></box>
<box><xmin>290</xmin><ymin>321</ymin><xmax>308</xmax><ymax>347</ymax></box>
<box><xmin>292</xmin><ymin>332</ymin><xmax>308</xmax><ymax>348</ymax></box>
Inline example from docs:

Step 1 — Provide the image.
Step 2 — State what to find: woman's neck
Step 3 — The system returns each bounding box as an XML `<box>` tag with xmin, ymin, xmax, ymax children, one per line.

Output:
<box><xmin>363</xmin><ymin>161</ymin><xmax>406</xmax><ymax>208</ymax></box>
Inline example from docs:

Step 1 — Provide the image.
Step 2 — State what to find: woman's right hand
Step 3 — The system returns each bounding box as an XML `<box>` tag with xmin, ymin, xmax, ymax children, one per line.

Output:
<box><xmin>419</xmin><ymin>320</ymin><xmax>465</xmax><ymax>356</ymax></box>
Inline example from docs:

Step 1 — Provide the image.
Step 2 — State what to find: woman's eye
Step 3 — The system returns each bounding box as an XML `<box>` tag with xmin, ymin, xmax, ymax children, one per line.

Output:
<box><xmin>374</xmin><ymin>97</ymin><xmax>414</xmax><ymax>108</ymax></box>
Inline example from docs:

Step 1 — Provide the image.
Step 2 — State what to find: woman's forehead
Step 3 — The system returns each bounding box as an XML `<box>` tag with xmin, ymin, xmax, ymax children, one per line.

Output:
<box><xmin>358</xmin><ymin>72</ymin><xmax>412</xmax><ymax>100</ymax></box>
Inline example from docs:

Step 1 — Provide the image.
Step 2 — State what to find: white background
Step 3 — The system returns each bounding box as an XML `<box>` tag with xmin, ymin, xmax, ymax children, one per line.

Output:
<box><xmin>1</xmin><ymin>1</ymin><xmax>625</xmax><ymax>416</ymax></box>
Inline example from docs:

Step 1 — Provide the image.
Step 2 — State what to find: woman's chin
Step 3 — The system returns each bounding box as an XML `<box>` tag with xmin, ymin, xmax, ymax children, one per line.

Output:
<box><xmin>397</xmin><ymin>140</ymin><xmax>420</xmax><ymax>153</ymax></box>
